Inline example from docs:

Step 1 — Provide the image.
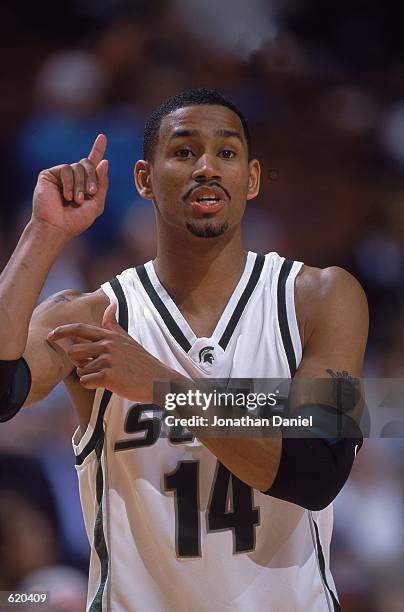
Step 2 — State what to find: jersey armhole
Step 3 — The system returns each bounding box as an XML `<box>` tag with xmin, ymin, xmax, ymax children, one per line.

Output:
<box><xmin>101</xmin><ymin>276</ymin><xmax>130</xmax><ymax>331</ymax></box>
<box><xmin>276</xmin><ymin>259</ymin><xmax>303</xmax><ymax>377</ymax></box>
<box><xmin>286</xmin><ymin>261</ymin><xmax>303</xmax><ymax>367</ymax></box>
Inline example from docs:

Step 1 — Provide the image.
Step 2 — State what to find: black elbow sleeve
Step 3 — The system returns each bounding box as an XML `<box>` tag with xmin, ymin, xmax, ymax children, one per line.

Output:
<box><xmin>0</xmin><ymin>358</ymin><xmax>31</xmax><ymax>422</ymax></box>
<box><xmin>262</xmin><ymin>424</ymin><xmax>363</xmax><ymax>510</ymax></box>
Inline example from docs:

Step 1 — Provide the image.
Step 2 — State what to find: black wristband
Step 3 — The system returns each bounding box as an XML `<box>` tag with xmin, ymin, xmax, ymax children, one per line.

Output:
<box><xmin>0</xmin><ymin>358</ymin><xmax>32</xmax><ymax>422</ymax></box>
<box><xmin>0</xmin><ymin>359</ymin><xmax>20</xmax><ymax>393</ymax></box>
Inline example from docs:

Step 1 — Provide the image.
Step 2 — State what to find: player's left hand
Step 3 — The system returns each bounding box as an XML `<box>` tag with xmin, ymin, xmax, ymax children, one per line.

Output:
<box><xmin>47</xmin><ymin>304</ymin><xmax>178</xmax><ymax>402</ymax></box>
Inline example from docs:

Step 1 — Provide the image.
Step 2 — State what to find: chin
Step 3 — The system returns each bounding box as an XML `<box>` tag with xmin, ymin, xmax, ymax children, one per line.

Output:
<box><xmin>185</xmin><ymin>221</ymin><xmax>229</xmax><ymax>238</ymax></box>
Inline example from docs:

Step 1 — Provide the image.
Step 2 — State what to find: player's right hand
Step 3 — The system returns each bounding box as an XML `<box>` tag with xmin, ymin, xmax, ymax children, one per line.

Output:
<box><xmin>32</xmin><ymin>134</ymin><xmax>109</xmax><ymax>239</ymax></box>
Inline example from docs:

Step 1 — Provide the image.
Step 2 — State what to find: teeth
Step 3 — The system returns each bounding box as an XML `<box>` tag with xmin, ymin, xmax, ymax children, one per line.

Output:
<box><xmin>197</xmin><ymin>196</ymin><xmax>219</xmax><ymax>203</ymax></box>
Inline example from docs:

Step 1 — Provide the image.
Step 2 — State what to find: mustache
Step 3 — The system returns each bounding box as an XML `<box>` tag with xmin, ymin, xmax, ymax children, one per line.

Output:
<box><xmin>183</xmin><ymin>182</ymin><xmax>231</xmax><ymax>202</ymax></box>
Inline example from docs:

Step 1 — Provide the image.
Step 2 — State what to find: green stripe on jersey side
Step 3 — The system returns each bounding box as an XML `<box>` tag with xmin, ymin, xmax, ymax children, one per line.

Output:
<box><xmin>89</xmin><ymin>438</ymin><xmax>109</xmax><ymax>612</ymax></box>
<box><xmin>312</xmin><ymin>518</ymin><xmax>341</xmax><ymax>611</ymax></box>
<box><xmin>309</xmin><ymin>512</ymin><xmax>340</xmax><ymax>612</ymax></box>
<box><xmin>78</xmin><ymin>276</ymin><xmax>129</xmax><ymax>610</ymax></box>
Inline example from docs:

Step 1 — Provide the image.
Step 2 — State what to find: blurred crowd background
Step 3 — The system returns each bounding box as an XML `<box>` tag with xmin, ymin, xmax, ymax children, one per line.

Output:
<box><xmin>0</xmin><ymin>1</ymin><xmax>404</xmax><ymax>610</ymax></box>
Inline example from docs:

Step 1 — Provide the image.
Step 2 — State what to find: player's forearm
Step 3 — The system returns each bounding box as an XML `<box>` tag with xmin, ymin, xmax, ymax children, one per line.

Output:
<box><xmin>0</xmin><ymin>219</ymin><xmax>68</xmax><ymax>358</ymax></box>
<box><xmin>172</xmin><ymin>397</ymin><xmax>283</xmax><ymax>490</ymax></box>
<box><xmin>162</xmin><ymin>378</ymin><xmax>283</xmax><ymax>491</ymax></box>
<box><xmin>202</xmin><ymin>437</ymin><xmax>282</xmax><ymax>491</ymax></box>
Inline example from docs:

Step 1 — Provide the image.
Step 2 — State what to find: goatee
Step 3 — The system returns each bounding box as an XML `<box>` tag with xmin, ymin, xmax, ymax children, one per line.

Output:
<box><xmin>185</xmin><ymin>221</ymin><xmax>229</xmax><ymax>238</ymax></box>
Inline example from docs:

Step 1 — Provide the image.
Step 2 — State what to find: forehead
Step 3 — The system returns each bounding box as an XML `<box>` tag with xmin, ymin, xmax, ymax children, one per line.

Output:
<box><xmin>158</xmin><ymin>104</ymin><xmax>246</xmax><ymax>146</ymax></box>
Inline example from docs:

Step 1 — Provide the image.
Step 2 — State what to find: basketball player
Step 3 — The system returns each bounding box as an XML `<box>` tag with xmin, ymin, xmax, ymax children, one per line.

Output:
<box><xmin>0</xmin><ymin>89</ymin><xmax>368</xmax><ymax>611</ymax></box>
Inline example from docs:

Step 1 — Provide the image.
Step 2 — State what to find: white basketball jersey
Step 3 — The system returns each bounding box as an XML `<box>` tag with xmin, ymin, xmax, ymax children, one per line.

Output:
<box><xmin>73</xmin><ymin>251</ymin><xmax>340</xmax><ymax>612</ymax></box>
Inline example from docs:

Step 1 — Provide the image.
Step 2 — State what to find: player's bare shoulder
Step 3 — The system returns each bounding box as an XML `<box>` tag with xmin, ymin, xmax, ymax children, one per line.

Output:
<box><xmin>34</xmin><ymin>287</ymin><xmax>110</xmax><ymax>329</ymax></box>
<box><xmin>294</xmin><ymin>265</ymin><xmax>369</xmax><ymax>348</ymax></box>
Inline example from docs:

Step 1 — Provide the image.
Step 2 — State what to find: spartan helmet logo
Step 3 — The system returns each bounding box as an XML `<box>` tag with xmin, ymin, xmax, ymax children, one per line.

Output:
<box><xmin>199</xmin><ymin>346</ymin><xmax>215</xmax><ymax>365</ymax></box>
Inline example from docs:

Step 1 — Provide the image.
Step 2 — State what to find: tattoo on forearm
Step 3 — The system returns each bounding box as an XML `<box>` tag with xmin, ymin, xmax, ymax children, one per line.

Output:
<box><xmin>326</xmin><ymin>368</ymin><xmax>354</xmax><ymax>382</ymax></box>
<box><xmin>326</xmin><ymin>369</ymin><xmax>360</xmax><ymax>414</ymax></box>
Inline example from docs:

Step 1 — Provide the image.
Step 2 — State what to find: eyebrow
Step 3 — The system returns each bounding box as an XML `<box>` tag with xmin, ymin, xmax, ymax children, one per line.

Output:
<box><xmin>168</xmin><ymin>129</ymin><xmax>199</xmax><ymax>143</ymax></box>
<box><xmin>168</xmin><ymin>128</ymin><xmax>244</xmax><ymax>144</ymax></box>
<box><xmin>215</xmin><ymin>129</ymin><xmax>244</xmax><ymax>143</ymax></box>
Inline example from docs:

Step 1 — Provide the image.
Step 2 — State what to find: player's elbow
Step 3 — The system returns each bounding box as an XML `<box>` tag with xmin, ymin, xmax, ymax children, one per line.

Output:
<box><xmin>261</xmin><ymin>436</ymin><xmax>362</xmax><ymax>510</ymax></box>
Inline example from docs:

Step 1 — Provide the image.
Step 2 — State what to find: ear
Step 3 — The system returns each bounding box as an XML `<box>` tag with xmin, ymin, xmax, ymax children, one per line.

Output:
<box><xmin>246</xmin><ymin>159</ymin><xmax>261</xmax><ymax>201</ymax></box>
<box><xmin>134</xmin><ymin>160</ymin><xmax>154</xmax><ymax>201</ymax></box>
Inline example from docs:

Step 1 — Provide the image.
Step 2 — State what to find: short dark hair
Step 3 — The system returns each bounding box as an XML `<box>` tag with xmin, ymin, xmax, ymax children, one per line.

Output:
<box><xmin>143</xmin><ymin>88</ymin><xmax>251</xmax><ymax>161</ymax></box>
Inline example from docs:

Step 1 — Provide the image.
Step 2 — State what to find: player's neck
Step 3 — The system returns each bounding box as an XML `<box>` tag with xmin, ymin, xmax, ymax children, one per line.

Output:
<box><xmin>153</xmin><ymin>228</ymin><xmax>246</xmax><ymax>320</ymax></box>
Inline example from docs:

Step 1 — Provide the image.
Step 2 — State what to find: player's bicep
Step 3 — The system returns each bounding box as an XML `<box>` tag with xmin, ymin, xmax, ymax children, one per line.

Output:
<box><xmin>291</xmin><ymin>267</ymin><xmax>368</xmax><ymax>427</ymax></box>
<box><xmin>22</xmin><ymin>320</ymin><xmax>73</xmax><ymax>406</ymax></box>
<box><xmin>296</xmin><ymin>266</ymin><xmax>368</xmax><ymax>379</ymax></box>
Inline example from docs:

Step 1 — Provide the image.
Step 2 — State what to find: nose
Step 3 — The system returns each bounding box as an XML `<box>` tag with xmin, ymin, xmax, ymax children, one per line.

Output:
<box><xmin>191</xmin><ymin>153</ymin><xmax>222</xmax><ymax>182</ymax></box>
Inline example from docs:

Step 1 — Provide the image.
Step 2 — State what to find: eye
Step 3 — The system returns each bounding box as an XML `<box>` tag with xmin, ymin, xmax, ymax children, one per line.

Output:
<box><xmin>175</xmin><ymin>148</ymin><xmax>194</xmax><ymax>159</ymax></box>
<box><xmin>219</xmin><ymin>149</ymin><xmax>236</xmax><ymax>159</ymax></box>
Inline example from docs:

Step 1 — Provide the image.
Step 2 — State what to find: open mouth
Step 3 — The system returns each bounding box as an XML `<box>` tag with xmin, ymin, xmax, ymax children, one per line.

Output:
<box><xmin>190</xmin><ymin>197</ymin><xmax>225</xmax><ymax>214</ymax></box>
<box><xmin>195</xmin><ymin>196</ymin><xmax>220</xmax><ymax>206</ymax></box>
<box><xmin>188</xmin><ymin>187</ymin><xmax>227</xmax><ymax>214</ymax></box>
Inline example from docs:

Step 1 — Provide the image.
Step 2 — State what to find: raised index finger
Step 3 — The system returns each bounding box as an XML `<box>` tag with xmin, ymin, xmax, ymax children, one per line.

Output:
<box><xmin>47</xmin><ymin>323</ymin><xmax>107</xmax><ymax>342</ymax></box>
<box><xmin>88</xmin><ymin>134</ymin><xmax>107</xmax><ymax>166</ymax></box>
